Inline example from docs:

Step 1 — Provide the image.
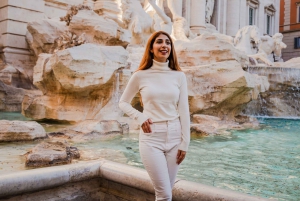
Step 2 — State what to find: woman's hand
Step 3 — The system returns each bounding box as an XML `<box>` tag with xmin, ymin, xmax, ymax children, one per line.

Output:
<box><xmin>176</xmin><ymin>150</ymin><xmax>186</xmax><ymax>165</ymax></box>
<box><xmin>141</xmin><ymin>119</ymin><xmax>153</xmax><ymax>133</ymax></box>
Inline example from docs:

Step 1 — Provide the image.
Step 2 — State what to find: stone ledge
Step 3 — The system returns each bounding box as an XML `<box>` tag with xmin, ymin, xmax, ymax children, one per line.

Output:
<box><xmin>0</xmin><ymin>160</ymin><xmax>272</xmax><ymax>201</ymax></box>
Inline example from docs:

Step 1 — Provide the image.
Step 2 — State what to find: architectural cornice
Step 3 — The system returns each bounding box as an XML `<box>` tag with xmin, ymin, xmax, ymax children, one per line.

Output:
<box><xmin>265</xmin><ymin>4</ymin><xmax>276</xmax><ymax>16</ymax></box>
<box><xmin>246</xmin><ymin>0</ymin><xmax>259</xmax><ymax>8</ymax></box>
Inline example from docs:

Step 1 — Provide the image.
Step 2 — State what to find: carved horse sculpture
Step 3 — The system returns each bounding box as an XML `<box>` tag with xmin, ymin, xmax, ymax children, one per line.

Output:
<box><xmin>233</xmin><ymin>26</ymin><xmax>287</xmax><ymax>66</ymax></box>
<box><xmin>234</xmin><ymin>25</ymin><xmax>261</xmax><ymax>55</ymax></box>
<box><xmin>260</xmin><ymin>33</ymin><xmax>287</xmax><ymax>62</ymax></box>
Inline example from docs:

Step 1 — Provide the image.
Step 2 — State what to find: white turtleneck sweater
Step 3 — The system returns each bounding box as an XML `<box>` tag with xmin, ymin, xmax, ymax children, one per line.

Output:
<box><xmin>119</xmin><ymin>60</ymin><xmax>190</xmax><ymax>151</ymax></box>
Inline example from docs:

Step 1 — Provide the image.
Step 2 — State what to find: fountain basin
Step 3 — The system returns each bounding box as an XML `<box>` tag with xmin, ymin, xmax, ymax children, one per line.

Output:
<box><xmin>0</xmin><ymin>160</ymin><xmax>270</xmax><ymax>201</ymax></box>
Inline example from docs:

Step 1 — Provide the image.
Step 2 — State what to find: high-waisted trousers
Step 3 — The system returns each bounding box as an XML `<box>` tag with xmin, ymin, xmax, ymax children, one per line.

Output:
<box><xmin>139</xmin><ymin>118</ymin><xmax>182</xmax><ymax>201</ymax></box>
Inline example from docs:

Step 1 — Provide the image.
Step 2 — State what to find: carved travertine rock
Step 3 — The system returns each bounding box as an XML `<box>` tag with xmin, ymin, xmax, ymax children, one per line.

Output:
<box><xmin>243</xmin><ymin>66</ymin><xmax>300</xmax><ymax>117</ymax></box>
<box><xmin>25</xmin><ymin>141</ymin><xmax>80</xmax><ymax>167</ymax></box>
<box><xmin>274</xmin><ymin>57</ymin><xmax>300</xmax><ymax>68</ymax></box>
<box><xmin>52</xmin><ymin>44</ymin><xmax>128</xmax><ymax>90</ymax></box>
<box><xmin>69</xmin><ymin>9</ymin><xmax>130</xmax><ymax>47</ymax></box>
<box><xmin>190</xmin><ymin>114</ymin><xmax>259</xmax><ymax>136</ymax></box>
<box><xmin>0</xmin><ymin>81</ymin><xmax>42</xmax><ymax>112</ymax></box>
<box><xmin>94</xmin><ymin>0</ymin><xmax>122</xmax><ymax>24</ymax></box>
<box><xmin>23</xmin><ymin>44</ymin><xmax>129</xmax><ymax>122</ymax></box>
<box><xmin>0</xmin><ymin>120</ymin><xmax>46</xmax><ymax>142</ymax></box>
<box><xmin>60</xmin><ymin>120</ymin><xmax>128</xmax><ymax>141</ymax></box>
<box><xmin>26</xmin><ymin>18</ymin><xmax>68</xmax><ymax>56</ymax></box>
<box><xmin>183</xmin><ymin>61</ymin><xmax>269</xmax><ymax>119</ymax></box>
<box><xmin>176</xmin><ymin>33</ymin><xmax>249</xmax><ymax>67</ymax></box>
<box><xmin>60</xmin><ymin>4</ymin><xmax>92</xmax><ymax>26</ymax></box>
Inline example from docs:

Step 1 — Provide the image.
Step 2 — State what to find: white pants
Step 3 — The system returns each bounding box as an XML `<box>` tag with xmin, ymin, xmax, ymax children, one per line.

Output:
<box><xmin>139</xmin><ymin>119</ymin><xmax>182</xmax><ymax>201</ymax></box>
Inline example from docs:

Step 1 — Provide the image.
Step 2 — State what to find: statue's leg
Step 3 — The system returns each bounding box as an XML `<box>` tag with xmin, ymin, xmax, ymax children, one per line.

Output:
<box><xmin>167</xmin><ymin>0</ymin><xmax>182</xmax><ymax>20</ymax></box>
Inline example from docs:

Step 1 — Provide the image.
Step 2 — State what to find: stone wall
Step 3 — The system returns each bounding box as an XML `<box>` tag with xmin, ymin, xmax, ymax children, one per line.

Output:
<box><xmin>0</xmin><ymin>0</ymin><xmax>44</xmax><ymax>73</ymax></box>
<box><xmin>282</xmin><ymin>30</ymin><xmax>300</xmax><ymax>61</ymax></box>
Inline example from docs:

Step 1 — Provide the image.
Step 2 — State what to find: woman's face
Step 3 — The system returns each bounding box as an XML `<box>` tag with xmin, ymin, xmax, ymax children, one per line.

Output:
<box><xmin>151</xmin><ymin>34</ymin><xmax>171</xmax><ymax>62</ymax></box>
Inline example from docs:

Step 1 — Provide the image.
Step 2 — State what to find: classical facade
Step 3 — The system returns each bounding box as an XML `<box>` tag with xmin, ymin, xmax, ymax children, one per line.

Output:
<box><xmin>209</xmin><ymin>0</ymin><xmax>280</xmax><ymax>36</ymax></box>
<box><xmin>280</xmin><ymin>0</ymin><xmax>300</xmax><ymax>61</ymax></box>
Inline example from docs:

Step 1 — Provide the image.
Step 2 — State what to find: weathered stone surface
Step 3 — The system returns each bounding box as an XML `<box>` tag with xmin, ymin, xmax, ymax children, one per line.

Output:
<box><xmin>126</xmin><ymin>45</ymin><xmax>144</xmax><ymax>71</ymax></box>
<box><xmin>190</xmin><ymin>114</ymin><xmax>259</xmax><ymax>136</ymax></box>
<box><xmin>61</xmin><ymin>120</ymin><xmax>128</xmax><ymax>141</ymax></box>
<box><xmin>176</xmin><ymin>33</ymin><xmax>249</xmax><ymax>67</ymax></box>
<box><xmin>243</xmin><ymin>66</ymin><xmax>300</xmax><ymax>117</ymax></box>
<box><xmin>0</xmin><ymin>64</ymin><xmax>35</xmax><ymax>89</ymax></box>
<box><xmin>25</xmin><ymin>141</ymin><xmax>80</xmax><ymax>167</ymax></box>
<box><xmin>183</xmin><ymin>61</ymin><xmax>269</xmax><ymax>120</ymax></box>
<box><xmin>69</xmin><ymin>120</ymin><xmax>123</xmax><ymax>134</ymax></box>
<box><xmin>273</xmin><ymin>57</ymin><xmax>300</xmax><ymax>68</ymax></box>
<box><xmin>52</xmin><ymin>44</ymin><xmax>127</xmax><ymax>90</ymax></box>
<box><xmin>0</xmin><ymin>120</ymin><xmax>46</xmax><ymax>142</ymax></box>
<box><xmin>23</xmin><ymin>44</ymin><xmax>129</xmax><ymax>122</ymax></box>
<box><xmin>26</xmin><ymin>18</ymin><xmax>68</xmax><ymax>56</ymax></box>
<box><xmin>69</xmin><ymin>9</ymin><xmax>130</xmax><ymax>47</ymax></box>
<box><xmin>0</xmin><ymin>80</ymin><xmax>42</xmax><ymax>112</ymax></box>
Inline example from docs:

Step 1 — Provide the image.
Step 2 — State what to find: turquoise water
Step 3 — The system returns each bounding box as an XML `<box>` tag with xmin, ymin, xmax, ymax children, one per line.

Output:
<box><xmin>75</xmin><ymin>118</ymin><xmax>300</xmax><ymax>201</ymax></box>
<box><xmin>1</xmin><ymin>112</ymin><xmax>299</xmax><ymax>200</ymax></box>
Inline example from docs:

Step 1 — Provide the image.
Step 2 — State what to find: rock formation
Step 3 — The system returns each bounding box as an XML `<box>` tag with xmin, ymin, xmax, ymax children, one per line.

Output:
<box><xmin>60</xmin><ymin>120</ymin><xmax>129</xmax><ymax>142</ymax></box>
<box><xmin>0</xmin><ymin>120</ymin><xmax>46</xmax><ymax>142</ymax></box>
<box><xmin>25</xmin><ymin>141</ymin><xmax>80</xmax><ymax>167</ymax></box>
<box><xmin>190</xmin><ymin>114</ymin><xmax>259</xmax><ymax>136</ymax></box>
<box><xmin>0</xmin><ymin>81</ymin><xmax>42</xmax><ymax>112</ymax></box>
<box><xmin>176</xmin><ymin>33</ymin><xmax>249</xmax><ymax>67</ymax></box>
<box><xmin>243</xmin><ymin>66</ymin><xmax>300</xmax><ymax>117</ymax></box>
<box><xmin>26</xmin><ymin>18</ymin><xmax>69</xmax><ymax>57</ymax></box>
<box><xmin>183</xmin><ymin>61</ymin><xmax>269</xmax><ymax>120</ymax></box>
<box><xmin>22</xmin><ymin>44</ymin><xmax>129</xmax><ymax>122</ymax></box>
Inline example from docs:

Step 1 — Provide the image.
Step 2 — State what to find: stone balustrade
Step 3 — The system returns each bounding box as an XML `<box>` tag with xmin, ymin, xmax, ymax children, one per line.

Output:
<box><xmin>0</xmin><ymin>160</ymin><xmax>272</xmax><ymax>201</ymax></box>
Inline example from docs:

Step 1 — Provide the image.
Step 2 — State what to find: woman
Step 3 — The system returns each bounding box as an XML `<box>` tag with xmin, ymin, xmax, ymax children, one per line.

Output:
<box><xmin>119</xmin><ymin>31</ymin><xmax>190</xmax><ymax>201</ymax></box>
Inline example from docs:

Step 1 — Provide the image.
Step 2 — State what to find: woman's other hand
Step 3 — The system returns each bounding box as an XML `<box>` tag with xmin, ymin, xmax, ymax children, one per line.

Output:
<box><xmin>141</xmin><ymin>119</ymin><xmax>153</xmax><ymax>133</ymax></box>
<box><xmin>176</xmin><ymin>150</ymin><xmax>186</xmax><ymax>165</ymax></box>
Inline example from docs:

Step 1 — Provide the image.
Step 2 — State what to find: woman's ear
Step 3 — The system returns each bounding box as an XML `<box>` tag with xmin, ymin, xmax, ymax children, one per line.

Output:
<box><xmin>150</xmin><ymin>49</ymin><xmax>153</xmax><ymax>53</ymax></box>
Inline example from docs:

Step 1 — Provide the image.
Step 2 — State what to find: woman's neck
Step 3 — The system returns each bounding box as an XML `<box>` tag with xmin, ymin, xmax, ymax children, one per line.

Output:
<box><xmin>151</xmin><ymin>59</ymin><xmax>170</xmax><ymax>71</ymax></box>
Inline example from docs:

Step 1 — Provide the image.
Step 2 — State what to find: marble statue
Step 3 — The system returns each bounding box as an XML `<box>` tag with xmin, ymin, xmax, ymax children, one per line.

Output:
<box><xmin>250</xmin><ymin>33</ymin><xmax>287</xmax><ymax>66</ymax></box>
<box><xmin>121</xmin><ymin>0</ymin><xmax>171</xmax><ymax>45</ymax></box>
<box><xmin>205</xmin><ymin>0</ymin><xmax>215</xmax><ymax>23</ymax></box>
<box><xmin>234</xmin><ymin>25</ymin><xmax>261</xmax><ymax>55</ymax></box>
<box><xmin>144</xmin><ymin>0</ymin><xmax>195</xmax><ymax>41</ymax></box>
<box><xmin>260</xmin><ymin>33</ymin><xmax>287</xmax><ymax>63</ymax></box>
<box><xmin>233</xmin><ymin>25</ymin><xmax>273</xmax><ymax>66</ymax></box>
<box><xmin>234</xmin><ymin>26</ymin><xmax>287</xmax><ymax>66</ymax></box>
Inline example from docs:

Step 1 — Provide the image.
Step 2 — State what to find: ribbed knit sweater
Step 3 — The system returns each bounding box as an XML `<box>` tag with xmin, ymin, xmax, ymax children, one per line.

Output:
<box><xmin>119</xmin><ymin>59</ymin><xmax>190</xmax><ymax>151</ymax></box>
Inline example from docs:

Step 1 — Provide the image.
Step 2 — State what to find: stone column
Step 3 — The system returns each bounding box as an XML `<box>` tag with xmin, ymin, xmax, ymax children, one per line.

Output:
<box><xmin>0</xmin><ymin>0</ymin><xmax>44</xmax><ymax>71</ymax></box>
<box><xmin>226</xmin><ymin>0</ymin><xmax>240</xmax><ymax>36</ymax></box>
<box><xmin>274</xmin><ymin>0</ymin><xmax>280</xmax><ymax>33</ymax></box>
<box><xmin>189</xmin><ymin>0</ymin><xmax>206</xmax><ymax>34</ymax></box>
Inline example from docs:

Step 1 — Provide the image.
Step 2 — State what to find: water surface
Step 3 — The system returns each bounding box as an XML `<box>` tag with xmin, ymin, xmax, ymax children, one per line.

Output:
<box><xmin>0</xmin><ymin>112</ymin><xmax>299</xmax><ymax>200</ymax></box>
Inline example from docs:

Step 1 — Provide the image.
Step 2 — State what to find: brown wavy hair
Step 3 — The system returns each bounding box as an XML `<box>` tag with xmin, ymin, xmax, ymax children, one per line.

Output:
<box><xmin>136</xmin><ymin>31</ymin><xmax>181</xmax><ymax>71</ymax></box>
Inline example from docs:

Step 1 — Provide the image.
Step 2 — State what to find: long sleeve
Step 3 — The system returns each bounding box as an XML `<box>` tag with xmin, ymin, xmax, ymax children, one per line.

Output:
<box><xmin>177</xmin><ymin>73</ymin><xmax>190</xmax><ymax>151</ymax></box>
<box><xmin>119</xmin><ymin>72</ymin><xmax>149</xmax><ymax>125</ymax></box>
